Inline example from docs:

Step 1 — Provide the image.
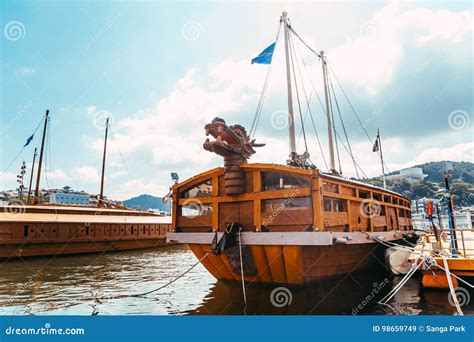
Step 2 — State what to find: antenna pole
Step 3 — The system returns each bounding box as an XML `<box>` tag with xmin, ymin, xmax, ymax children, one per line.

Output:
<box><xmin>281</xmin><ymin>11</ymin><xmax>296</xmax><ymax>160</ymax></box>
<box><xmin>99</xmin><ymin>118</ymin><xmax>109</xmax><ymax>207</ymax></box>
<box><xmin>27</xmin><ymin>148</ymin><xmax>37</xmax><ymax>204</ymax></box>
<box><xmin>320</xmin><ymin>51</ymin><xmax>336</xmax><ymax>173</ymax></box>
<box><xmin>34</xmin><ymin>110</ymin><xmax>49</xmax><ymax>204</ymax></box>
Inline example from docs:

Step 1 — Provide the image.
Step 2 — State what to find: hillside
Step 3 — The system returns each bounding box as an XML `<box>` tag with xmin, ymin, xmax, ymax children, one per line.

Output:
<box><xmin>386</xmin><ymin>161</ymin><xmax>474</xmax><ymax>183</ymax></box>
<box><xmin>123</xmin><ymin>194</ymin><xmax>170</xmax><ymax>212</ymax></box>
<box><xmin>365</xmin><ymin>161</ymin><xmax>474</xmax><ymax>206</ymax></box>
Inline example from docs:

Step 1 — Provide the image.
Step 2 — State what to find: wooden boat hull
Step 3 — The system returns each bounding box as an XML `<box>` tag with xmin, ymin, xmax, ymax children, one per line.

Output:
<box><xmin>189</xmin><ymin>243</ymin><xmax>385</xmax><ymax>285</ymax></box>
<box><xmin>0</xmin><ymin>238</ymin><xmax>168</xmax><ymax>259</ymax></box>
<box><xmin>0</xmin><ymin>205</ymin><xmax>173</xmax><ymax>259</ymax></box>
<box><xmin>168</xmin><ymin>231</ymin><xmax>415</xmax><ymax>285</ymax></box>
<box><xmin>169</xmin><ymin>163</ymin><xmax>416</xmax><ymax>286</ymax></box>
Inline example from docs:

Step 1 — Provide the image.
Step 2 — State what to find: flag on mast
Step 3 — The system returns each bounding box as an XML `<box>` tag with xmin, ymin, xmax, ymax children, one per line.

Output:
<box><xmin>372</xmin><ymin>132</ymin><xmax>380</xmax><ymax>152</ymax></box>
<box><xmin>251</xmin><ymin>42</ymin><xmax>276</xmax><ymax>65</ymax></box>
<box><xmin>23</xmin><ymin>134</ymin><xmax>34</xmax><ymax>147</ymax></box>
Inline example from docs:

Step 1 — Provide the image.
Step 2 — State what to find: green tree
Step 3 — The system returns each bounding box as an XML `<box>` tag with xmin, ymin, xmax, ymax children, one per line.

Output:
<box><xmin>449</xmin><ymin>181</ymin><xmax>474</xmax><ymax>207</ymax></box>
<box><xmin>410</xmin><ymin>181</ymin><xmax>436</xmax><ymax>199</ymax></box>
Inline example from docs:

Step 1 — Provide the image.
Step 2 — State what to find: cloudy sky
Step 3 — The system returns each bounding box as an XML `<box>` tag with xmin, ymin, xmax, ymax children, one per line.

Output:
<box><xmin>1</xmin><ymin>1</ymin><xmax>472</xmax><ymax>200</ymax></box>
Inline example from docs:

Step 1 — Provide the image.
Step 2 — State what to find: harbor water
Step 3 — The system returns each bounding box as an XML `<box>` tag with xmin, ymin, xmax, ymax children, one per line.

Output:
<box><xmin>0</xmin><ymin>245</ymin><xmax>472</xmax><ymax>315</ymax></box>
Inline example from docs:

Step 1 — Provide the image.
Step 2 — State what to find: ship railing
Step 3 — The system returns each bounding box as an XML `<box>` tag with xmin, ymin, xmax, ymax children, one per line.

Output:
<box><xmin>427</xmin><ymin>228</ymin><xmax>474</xmax><ymax>259</ymax></box>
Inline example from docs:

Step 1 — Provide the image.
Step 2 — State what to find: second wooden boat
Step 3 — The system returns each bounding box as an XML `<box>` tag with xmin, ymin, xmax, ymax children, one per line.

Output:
<box><xmin>1</xmin><ymin>111</ymin><xmax>172</xmax><ymax>259</ymax></box>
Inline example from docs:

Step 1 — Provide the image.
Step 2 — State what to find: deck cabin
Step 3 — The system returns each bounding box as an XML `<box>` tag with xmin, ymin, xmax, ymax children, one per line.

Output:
<box><xmin>172</xmin><ymin>163</ymin><xmax>413</xmax><ymax>234</ymax></box>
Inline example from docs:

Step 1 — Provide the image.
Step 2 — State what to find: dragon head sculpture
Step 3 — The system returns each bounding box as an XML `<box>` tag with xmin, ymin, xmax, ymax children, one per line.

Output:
<box><xmin>203</xmin><ymin>117</ymin><xmax>264</xmax><ymax>159</ymax></box>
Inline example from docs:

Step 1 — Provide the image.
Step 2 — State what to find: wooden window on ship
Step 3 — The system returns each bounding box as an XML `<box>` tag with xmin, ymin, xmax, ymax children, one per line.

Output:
<box><xmin>323</xmin><ymin>198</ymin><xmax>347</xmax><ymax>212</ymax></box>
<box><xmin>322</xmin><ymin>182</ymin><xmax>338</xmax><ymax>193</ymax></box>
<box><xmin>181</xmin><ymin>203</ymin><xmax>213</xmax><ymax>218</ymax></box>
<box><xmin>261</xmin><ymin>172</ymin><xmax>309</xmax><ymax>191</ymax></box>
<box><xmin>180</xmin><ymin>179</ymin><xmax>212</xmax><ymax>198</ymax></box>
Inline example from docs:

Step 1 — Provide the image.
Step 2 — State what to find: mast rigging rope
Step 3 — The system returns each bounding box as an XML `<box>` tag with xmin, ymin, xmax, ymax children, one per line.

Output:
<box><xmin>327</xmin><ymin>61</ymin><xmax>393</xmax><ymax>174</ymax></box>
<box><xmin>288</xmin><ymin>30</ymin><xmax>309</xmax><ymax>155</ymax></box>
<box><xmin>1</xmin><ymin>116</ymin><xmax>45</xmax><ymax>176</ymax></box>
<box><xmin>329</xmin><ymin>77</ymin><xmax>360</xmax><ymax>178</ymax></box>
<box><xmin>249</xmin><ymin>20</ymin><xmax>282</xmax><ymax>139</ymax></box>
<box><xmin>291</xmin><ymin>42</ymin><xmax>329</xmax><ymax>170</ymax></box>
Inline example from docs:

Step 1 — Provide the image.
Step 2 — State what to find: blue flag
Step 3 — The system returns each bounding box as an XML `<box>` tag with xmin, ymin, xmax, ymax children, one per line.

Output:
<box><xmin>251</xmin><ymin>42</ymin><xmax>276</xmax><ymax>65</ymax></box>
<box><xmin>23</xmin><ymin>134</ymin><xmax>34</xmax><ymax>147</ymax></box>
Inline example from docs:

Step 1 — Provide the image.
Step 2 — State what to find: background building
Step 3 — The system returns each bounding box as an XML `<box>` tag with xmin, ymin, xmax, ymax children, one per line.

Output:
<box><xmin>50</xmin><ymin>192</ymin><xmax>90</xmax><ymax>205</ymax></box>
<box><xmin>386</xmin><ymin>167</ymin><xmax>428</xmax><ymax>183</ymax></box>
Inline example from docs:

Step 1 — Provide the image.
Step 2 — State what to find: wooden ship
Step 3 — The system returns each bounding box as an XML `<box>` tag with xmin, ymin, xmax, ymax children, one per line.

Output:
<box><xmin>167</xmin><ymin>12</ymin><xmax>416</xmax><ymax>285</ymax></box>
<box><xmin>0</xmin><ymin>111</ymin><xmax>171</xmax><ymax>259</ymax></box>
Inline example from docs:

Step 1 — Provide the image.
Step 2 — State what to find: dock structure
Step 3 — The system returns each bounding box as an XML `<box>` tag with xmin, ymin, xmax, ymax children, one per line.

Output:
<box><xmin>410</xmin><ymin>229</ymin><xmax>474</xmax><ymax>288</ymax></box>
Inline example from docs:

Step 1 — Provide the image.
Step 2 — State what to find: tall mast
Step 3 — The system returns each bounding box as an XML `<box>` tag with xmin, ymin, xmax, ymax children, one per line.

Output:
<box><xmin>98</xmin><ymin>117</ymin><xmax>109</xmax><ymax>207</ymax></box>
<box><xmin>320</xmin><ymin>51</ymin><xmax>336</xmax><ymax>173</ymax></box>
<box><xmin>377</xmin><ymin>129</ymin><xmax>387</xmax><ymax>188</ymax></box>
<box><xmin>27</xmin><ymin>148</ymin><xmax>37</xmax><ymax>204</ymax></box>
<box><xmin>281</xmin><ymin>11</ymin><xmax>296</xmax><ymax>160</ymax></box>
<box><xmin>34</xmin><ymin>110</ymin><xmax>49</xmax><ymax>204</ymax></box>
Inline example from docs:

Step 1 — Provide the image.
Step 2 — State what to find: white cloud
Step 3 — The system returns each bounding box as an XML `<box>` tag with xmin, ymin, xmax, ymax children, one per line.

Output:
<box><xmin>79</xmin><ymin>3</ymin><xmax>472</xmax><ymax>199</ymax></box>
<box><xmin>325</xmin><ymin>3</ymin><xmax>472</xmax><ymax>95</ymax></box>
<box><xmin>71</xmin><ymin>165</ymin><xmax>100</xmax><ymax>183</ymax></box>
<box><xmin>86</xmin><ymin>105</ymin><xmax>97</xmax><ymax>115</ymax></box>
<box><xmin>410</xmin><ymin>142</ymin><xmax>474</xmax><ymax>165</ymax></box>
<box><xmin>17</xmin><ymin>67</ymin><xmax>36</xmax><ymax>76</ymax></box>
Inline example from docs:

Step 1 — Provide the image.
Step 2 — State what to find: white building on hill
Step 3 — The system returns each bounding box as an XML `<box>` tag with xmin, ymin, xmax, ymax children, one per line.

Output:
<box><xmin>386</xmin><ymin>167</ymin><xmax>428</xmax><ymax>183</ymax></box>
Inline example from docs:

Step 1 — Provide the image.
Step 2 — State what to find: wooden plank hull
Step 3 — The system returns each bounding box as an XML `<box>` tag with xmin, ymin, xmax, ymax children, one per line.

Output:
<box><xmin>188</xmin><ymin>242</ymin><xmax>387</xmax><ymax>285</ymax></box>
<box><xmin>0</xmin><ymin>207</ymin><xmax>173</xmax><ymax>259</ymax></box>
<box><xmin>0</xmin><ymin>238</ymin><xmax>168</xmax><ymax>259</ymax></box>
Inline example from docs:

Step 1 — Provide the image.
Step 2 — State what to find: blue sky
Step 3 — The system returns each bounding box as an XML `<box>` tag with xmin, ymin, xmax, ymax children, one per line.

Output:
<box><xmin>1</xmin><ymin>1</ymin><xmax>472</xmax><ymax>200</ymax></box>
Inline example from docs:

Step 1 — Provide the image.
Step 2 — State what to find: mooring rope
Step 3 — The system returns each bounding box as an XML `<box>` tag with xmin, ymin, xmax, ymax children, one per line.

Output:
<box><xmin>429</xmin><ymin>257</ymin><xmax>474</xmax><ymax>288</ymax></box>
<box><xmin>378</xmin><ymin>259</ymin><xmax>423</xmax><ymax>305</ymax></box>
<box><xmin>442</xmin><ymin>255</ymin><xmax>464</xmax><ymax>315</ymax></box>
<box><xmin>371</xmin><ymin>236</ymin><xmax>416</xmax><ymax>252</ymax></box>
<box><xmin>104</xmin><ymin>252</ymin><xmax>209</xmax><ymax>300</ymax></box>
<box><xmin>238</xmin><ymin>228</ymin><xmax>248</xmax><ymax>315</ymax></box>
<box><xmin>374</xmin><ymin>231</ymin><xmax>472</xmax><ymax>316</ymax></box>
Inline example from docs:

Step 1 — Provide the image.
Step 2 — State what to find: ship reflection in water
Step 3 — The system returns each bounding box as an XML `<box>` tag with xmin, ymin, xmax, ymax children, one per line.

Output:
<box><xmin>0</xmin><ymin>245</ymin><xmax>472</xmax><ymax>315</ymax></box>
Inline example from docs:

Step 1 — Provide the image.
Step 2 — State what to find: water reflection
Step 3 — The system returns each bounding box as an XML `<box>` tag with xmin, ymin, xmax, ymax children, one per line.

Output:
<box><xmin>0</xmin><ymin>245</ymin><xmax>471</xmax><ymax>315</ymax></box>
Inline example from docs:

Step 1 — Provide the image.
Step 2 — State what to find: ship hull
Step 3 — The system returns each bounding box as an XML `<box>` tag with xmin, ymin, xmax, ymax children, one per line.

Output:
<box><xmin>0</xmin><ymin>238</ymin><xmax>168</xmax><ymax>259</ymax></box>
<box><xmin>168</xmin><ymin>231</ymin><xmax>415</xmax><ymax>285</ymax></box>
<box><xmin>0</xmin><ymin>205</ymin><xmax>173</xmax><ymax>259</ymax></box>
<box><xmin>169</xmin><ymin>163</ymin><xmax>416</xmax><ymax>286</ymax></box>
